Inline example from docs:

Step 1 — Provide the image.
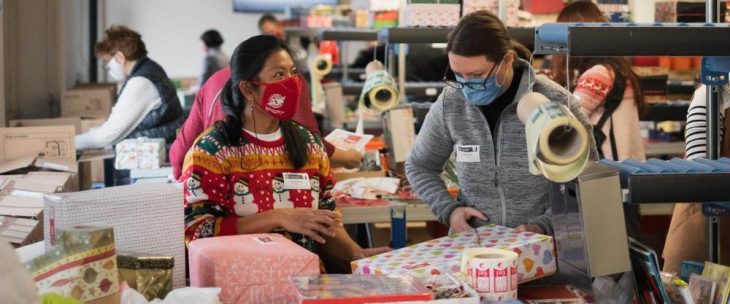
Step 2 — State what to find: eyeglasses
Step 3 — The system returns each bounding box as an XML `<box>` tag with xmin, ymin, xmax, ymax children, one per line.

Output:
<box><xmin>442</xmin><ymin>58</ymin><xmax>501</xmax><ymax>91</ymax></box>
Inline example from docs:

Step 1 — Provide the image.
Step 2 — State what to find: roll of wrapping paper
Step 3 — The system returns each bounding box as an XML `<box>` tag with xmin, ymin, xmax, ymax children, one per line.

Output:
<box><xmin>118</xmin><ymin>253</ymin><xmax>174</xmax><ymax>301</ymax></box>
<box><xmin>355</xmin><ymin>60</ymin><xmax>400</xmax><ymax>134</ymax></box>
<box><xmin>309</xmin><ymin>54</ymin><xmax>333</xmax><ymax>115</ymax></box>
<box><xmin>459</xmin><ymin>248</ymin><xmax>519</xmax><ymax>302</ymax></box>
<box><xmin>517</xmin><ymin>92</ymin><xmax>590</xmax><ymax>183</ymax></box>
<box><xmin>25</xmin><ymin>225</ymin><xmax>119</xmax><ymax>303</ymax></box>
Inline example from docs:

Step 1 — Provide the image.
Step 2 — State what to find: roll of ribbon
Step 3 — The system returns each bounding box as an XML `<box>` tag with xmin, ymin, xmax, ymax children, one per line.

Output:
<box><xmin>356</xmin><ymin>60</ymin><xmax>399</xmax><ymax>134</ymax></box>
<box><xmin>309</xmin><ymin>54</ymin><xmax>333</xmax><ymax>115</ymax></box>
<box><xmin>26</xmin><ymin>225</ymin><xmax>120</xmax><ymax>303</ymax></box>
<box><xmin>517</xmin><ymin>92</ymin><xmax>590</xmax><ymax>183</ymax></box>
<box><xmin>460</xmin><ymin>248</ymin><xmax>519</xmax><ymax>302</ymax></box>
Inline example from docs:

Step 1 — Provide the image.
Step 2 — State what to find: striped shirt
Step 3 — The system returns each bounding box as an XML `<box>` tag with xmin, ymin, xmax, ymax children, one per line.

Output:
<box><xmin>684</xmin><ymin>85</ymin><xmax>730</xmax><ymax>160</ymax></box>
<box><xmin>75</xmin><ymin>77</ymin><xmax>162</xmax><ymax>150</ymax></box>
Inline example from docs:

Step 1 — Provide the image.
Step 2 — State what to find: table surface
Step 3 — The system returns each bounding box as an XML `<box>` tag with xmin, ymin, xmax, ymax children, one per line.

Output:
<box><xmin>339</xmin><ymin>199</ymin><xmax>437</xmax><ymax>224</ymax></box>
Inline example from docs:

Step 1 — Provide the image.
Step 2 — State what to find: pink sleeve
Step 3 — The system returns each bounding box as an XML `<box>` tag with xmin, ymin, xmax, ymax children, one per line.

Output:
<box><xmin>171</xmin><ymin>88</ymin><xmax>207</xmax><ymax>180</ymax></box>
<box><xmin>573</xmin><ymin>65</ymin><xmax>615</xmax><ymax>115</ymax></box>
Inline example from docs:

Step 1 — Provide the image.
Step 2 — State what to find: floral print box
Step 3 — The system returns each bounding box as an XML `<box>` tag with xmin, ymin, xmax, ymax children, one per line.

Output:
<box><xmin>351</xmin><ymin>224</ymin><xmax>556</xmax><ymax>284</ymax></box>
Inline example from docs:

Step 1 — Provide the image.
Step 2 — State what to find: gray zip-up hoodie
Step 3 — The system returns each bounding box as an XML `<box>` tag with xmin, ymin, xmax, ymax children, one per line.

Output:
<box><xmin>405</xmin><ymin>59</ymin><xmax>598</xmax><ymax>236</ymax></box>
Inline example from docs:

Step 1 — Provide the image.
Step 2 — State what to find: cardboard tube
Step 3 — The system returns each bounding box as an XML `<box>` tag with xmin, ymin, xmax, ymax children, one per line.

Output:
<box><xmin>356</xmin><ymin>60</ymin><xmax>399</xmax><ymax>134</ymax></box>
<box><xmin>309</xmin><ymin>54</ymin><xmax>333</xmax><ymax>115</ymax></box>
<box><xmin>518</xmin><ymin>92</ymin><xmax>590</xmax><ymax>183</ymax></box>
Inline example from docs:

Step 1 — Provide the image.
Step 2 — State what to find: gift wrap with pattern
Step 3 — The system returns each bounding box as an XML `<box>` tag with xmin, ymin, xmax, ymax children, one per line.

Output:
<box><xmin>26</xmin><ymin>225</ymin><xmax>119</xmax><ymax>303</ymax></box>
<box><xmin>188</xmin><ymin>234</ymin><xmax>320</xmax><ymax>304</ymax></box>
<box><xmin>114</xmin><ymin>137</ymin><xmax>166</xmax><ymax>170</ymax></box>
<box><xmin>44</xmin><ymin>183</ymin><xmax>186</xmax><ymax>289</ymax></box>
<box><xmin>352</xmin><ymin>224</ymin><xmax>556</xmax><ymax>283</ymax></box>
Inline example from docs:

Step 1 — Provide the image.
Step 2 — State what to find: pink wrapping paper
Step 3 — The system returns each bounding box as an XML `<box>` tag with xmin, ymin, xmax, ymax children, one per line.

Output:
<box><xmin>188</xmin><ymin>234</ymin><xmax>320</xmax><ymax>304</ymax></box>
<box><xmin>351</xmin><ymin>224</ymin><xmax>556</xmax><ymax>284</ymax></box>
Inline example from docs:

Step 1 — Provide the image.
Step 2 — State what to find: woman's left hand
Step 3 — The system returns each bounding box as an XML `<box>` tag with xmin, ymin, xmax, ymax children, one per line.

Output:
<box><xmin>514</xmin><ymin>224</ymin><xmax>544</xmax><ymax>234</ymax></box>
<box><xmin>352</xmin><ymin>246</ymin><xmax>391</xmax><ymax>260</ymax></box>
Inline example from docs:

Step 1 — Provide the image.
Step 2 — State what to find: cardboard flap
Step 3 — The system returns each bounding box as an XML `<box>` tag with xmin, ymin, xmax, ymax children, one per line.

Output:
<box><xmin>0</xmin><ymin>155</ymin><xmax>39</xmax><ymax>174</ymax></box>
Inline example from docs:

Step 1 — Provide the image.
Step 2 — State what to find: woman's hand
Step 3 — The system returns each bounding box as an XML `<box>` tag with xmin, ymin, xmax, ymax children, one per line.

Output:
<box><xmin>449</xmin><ymin>207</ymin><xmax>488</xmax><ymax>233</ymax></box>
<box><xmin>351</xmin><ymin>246</ymin><xmax>392</xmax><ymax>260</ymax></box>
<box><xmin>277</xmin><ymin>209</ymin><xmax>343</xmax><ymax>244</ymax></box>
<box><xmin>514</xmin><ymin>224</ymin><xmax>544</xmax><ymax>234</ymax></box>
<box><xmin>330</xmin><ymin>148</ymin><xmax>363</xmax><ymax>169</ymax></box>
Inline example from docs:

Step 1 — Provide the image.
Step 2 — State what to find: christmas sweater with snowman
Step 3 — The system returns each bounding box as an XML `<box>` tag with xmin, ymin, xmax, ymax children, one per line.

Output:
<box><xmin>181</xmin><ymin>122</ymin><xmax>335</xmax><ymax>250</ymax></box>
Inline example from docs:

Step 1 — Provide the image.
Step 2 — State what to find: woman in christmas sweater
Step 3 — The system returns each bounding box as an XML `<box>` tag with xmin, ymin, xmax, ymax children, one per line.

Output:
<box><xmin>182</xmin><ymin>35</ymin><xmax>387</xmax><ymax>267</ymax></box>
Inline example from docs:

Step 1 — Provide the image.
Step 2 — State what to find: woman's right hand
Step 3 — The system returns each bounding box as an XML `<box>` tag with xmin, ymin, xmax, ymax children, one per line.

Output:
<box><xmin>448</xmin><ymin>207</ymin><xmax>488</xmax><ymax>233</ymax></box>
<box><xmin>277</xmin><ymin>209</ymin><xmax>343</xmax><ymax>244</ymax></box>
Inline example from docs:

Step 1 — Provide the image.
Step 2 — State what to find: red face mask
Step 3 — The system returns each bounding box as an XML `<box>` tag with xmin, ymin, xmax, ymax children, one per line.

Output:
<box><xmin>249</xmin><ymin>76</ymin><xmax>302</xmax><ymax>120</ymax></box>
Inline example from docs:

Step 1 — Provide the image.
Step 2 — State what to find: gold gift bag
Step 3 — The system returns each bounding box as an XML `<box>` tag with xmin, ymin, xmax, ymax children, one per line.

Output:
<box><xmin>117</xmin><ymin>252</ymin><xmax>174</xmax><ymax>300</ymax></box>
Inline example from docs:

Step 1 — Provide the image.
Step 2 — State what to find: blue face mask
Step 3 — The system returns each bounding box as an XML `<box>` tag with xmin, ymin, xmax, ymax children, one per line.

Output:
<box><xmin>456</xmin><ymin>60</ymin><xmax>505</xmax><ymax>106</ymax></box>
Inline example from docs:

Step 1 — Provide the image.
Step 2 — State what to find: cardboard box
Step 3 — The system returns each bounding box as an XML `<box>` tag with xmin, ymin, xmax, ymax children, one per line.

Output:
<box><xmin>188</xmin><ymin>234</ymin><xmax>320</xmax><ymax>304</ymax></box>
<box><xmin>0</xmin><ymin>215</ymin><xmax>43</xmax><ymax>247</ymax></box>
<box><xmin>61</xmin><ymin>84</ymin><xmax>116</xmax><ymax>118</ymax></box>
<box><xmin>351</xmin><ymin>224</ymin><xmax>557</xmax><ymax>284</ymax></box>
<box><xmin>0</xmin><ymin>126</ymin><xmax>76</xmax><ymax>163</ymax></box>
<box><xmin>9</xmin><ymin>117</ymin><xmax>83</xmax><ymax>134</ymax></box>
<box><xmin>44</xmin><ymin>183</ymin><xmax>186</xmax><ymax>288</ymax></box>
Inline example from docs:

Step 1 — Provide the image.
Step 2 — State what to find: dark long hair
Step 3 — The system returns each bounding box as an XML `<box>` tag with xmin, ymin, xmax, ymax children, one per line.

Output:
<box><xmin>447</xmin><ymin>10</ymin><xmax>531</xmax><ymax>62</ymax></box>
<box><xmin>218</xmin><ymin>35</ymin><xmax>308</xmax><ymax>169</ymax></box>
<box><xmin>550</xmin><ymin>1</ymin><xmax>645</xmax><ymax>114</ymax></box>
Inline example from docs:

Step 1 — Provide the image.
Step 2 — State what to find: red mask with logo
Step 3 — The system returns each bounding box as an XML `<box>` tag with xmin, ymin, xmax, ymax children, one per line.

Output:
<box><xmin>249</xmin><ymin>76</ymin><xmax>302</xmax><ymax>121</ymax></box>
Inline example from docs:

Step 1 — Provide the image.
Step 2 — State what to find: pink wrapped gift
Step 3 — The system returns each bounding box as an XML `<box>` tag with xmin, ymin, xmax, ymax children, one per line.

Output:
<box><xmin>351</xmin><ymin>224</ymin><xmax>556</xmax><ymax>284</ymax></box>
<box><xmin>188</xmin><ymin>234</ymin><xmax>320</xmax><ymax>304</ymax></box>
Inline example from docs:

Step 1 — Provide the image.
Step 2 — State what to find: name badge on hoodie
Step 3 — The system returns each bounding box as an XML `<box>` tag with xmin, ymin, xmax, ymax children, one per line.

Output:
<box><xmin>456</xmin><ymin>145</ymin><xmax>480</xmax><ymax>162</ymax></box>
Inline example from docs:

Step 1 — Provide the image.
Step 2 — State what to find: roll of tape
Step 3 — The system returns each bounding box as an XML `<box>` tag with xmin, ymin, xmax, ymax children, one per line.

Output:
<box><xmin>356</xmin><ymin>60</ymin><xmax>399</xmax><ymax>134</ymax></box>
<box><xmin>309</xmin><ymin>54</ymin><xmax>333</xmax><ymax>115</ymax></box>
<box><xmin>519</xmin><ymin>92</ymin><xmax>590</xmax><ymax>183</ymax></box>
<box><xmin>459</xmin><ymin>248</ymin><xmax>518</xmax><ymax>302</ymax></box>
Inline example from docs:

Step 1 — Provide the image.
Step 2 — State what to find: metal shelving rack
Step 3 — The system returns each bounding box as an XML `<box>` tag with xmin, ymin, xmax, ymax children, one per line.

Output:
<box><xmin>535</xmin><ymin>6</ymin><xmax>730</xmax><ymax>262</ymax></box>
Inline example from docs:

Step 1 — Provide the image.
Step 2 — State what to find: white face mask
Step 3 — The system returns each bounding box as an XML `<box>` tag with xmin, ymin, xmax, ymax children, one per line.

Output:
<box><xmin>105</xmin><ymin>57</ymin><xmax>125</xmax><ymax>81</ymax></box>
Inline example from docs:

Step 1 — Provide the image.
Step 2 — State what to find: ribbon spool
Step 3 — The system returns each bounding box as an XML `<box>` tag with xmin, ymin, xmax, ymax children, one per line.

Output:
<box><xmin>460</xmin><ymin>248</ymin><xmax>519</xmax><ymax>302</ymax></box>
<box><xmin>517</xmin><ymin>92</ymin><xmax>590</xmax><ymax>183</ymax></box>
<box><xmin>355</xmin><ymin>60</ymin><xmax>400</xmax><ymax>134</ymax></box>
<box><xmin>309</xmin><ymin>54</ymin><xmax>333</xmax><ymax>115</ymax></box>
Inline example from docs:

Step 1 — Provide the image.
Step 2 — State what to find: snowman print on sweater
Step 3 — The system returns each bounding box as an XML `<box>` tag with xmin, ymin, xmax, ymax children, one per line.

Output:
<box><xmin>272</xmin><ymin>175</ymin><xmax>293</xmax><ymax>209</ymax></box>
<box><xmin>233</xmin><ymin>177</ymin><xmax>257</xmax><ymax>216</ymax></box>
<box><xmin>310</xmin><ymin>175</ymin><xmax>320</xmax><ymax>209</ymax></box>
<box><xmin>186</xmin><ymin>170</ymin><xmax>208</xmax><ymax>202</ymax></box>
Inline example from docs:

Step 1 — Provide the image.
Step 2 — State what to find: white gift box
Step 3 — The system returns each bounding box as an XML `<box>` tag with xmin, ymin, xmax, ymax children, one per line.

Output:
<box><xmin>115</xmin><ymin>138</ymin><xmax>166</xmax><ymax>170</ymax></box>
<box><xmin>43</xmin><ymin>183</ymin><xmax>185</xmax><ymax>288</ymax></box>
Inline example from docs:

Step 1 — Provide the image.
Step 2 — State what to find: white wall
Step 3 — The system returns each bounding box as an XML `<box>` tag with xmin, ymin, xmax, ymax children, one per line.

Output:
<box><xmin>101</xmin><ymin>0</ymin><xmax>265</xmax><ymax>79</ymax></box>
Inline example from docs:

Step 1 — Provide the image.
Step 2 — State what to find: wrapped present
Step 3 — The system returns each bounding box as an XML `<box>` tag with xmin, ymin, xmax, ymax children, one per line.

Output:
<box><xmin>117</xmin><ymin>252</ymin><xmax>174</xmax><ymax>301</ymax></box>
<box><xmin>188</xmin><ymin>234</ymin><xmax>320</xmax><ymax>304</ymax></box>
<box><xmin>404</xmin><ymin>2</ymin><xmax>461</xmax><ymax>27</ymax></box>
<box><xmin>291</xmin><ymin>274</ymin><xmax>434</xmax><ymax>303</ymax></box>
<box><xmin>44</xmin><ymin>183</ymin><xmax>186</xmax><ymax>288</ymax></box>
<box><xmin>462</xmin><ymin>0</ymin><xmax>520</xmax><ymax>26</ymax></box>
<box><xmin>352</xmin><ymin>224</ymin><xmax>556</xmax><ymax>284</ymax></box>
<box><xmin>25</xmin><ymin>225</ymin><xmax>120</xmax><ymax>303</ymax></box>
<box><xmin>114</xmin><ymin>138</ymin><xmax>166</xmax><ymax>170</ymax></box>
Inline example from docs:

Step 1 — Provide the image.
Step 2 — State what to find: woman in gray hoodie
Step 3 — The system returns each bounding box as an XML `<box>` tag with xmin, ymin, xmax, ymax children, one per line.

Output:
<box><xmin>405</xmin><ymin>10</ymin><xmax>598</xmax><ymax>236</ymax></box>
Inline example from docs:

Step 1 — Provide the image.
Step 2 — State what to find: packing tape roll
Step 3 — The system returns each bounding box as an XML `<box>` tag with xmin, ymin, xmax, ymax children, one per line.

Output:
<box><xmin>459</xmin><ymin>248</ymin><xmax>518</xmax><ymax>302</ymax></box>
<box><xmin>356</xmin><ymin>60</ymin><xmax>399</xmax><ymax>134</ymax></box>
<box><xmin>27</xmin><ymin>225</ymin><xmax>120</xmax><ymax>302</ymax></box>
<box><xmin>309</xmin><ymin>54</ymin><xmax>333</xmax><ymax>115</ymax></box>
<box><xmin>518</xmin><ymin>92</ymin><xmax>589</xmax><ymax>183</ymax></box>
